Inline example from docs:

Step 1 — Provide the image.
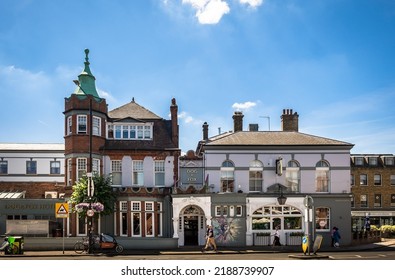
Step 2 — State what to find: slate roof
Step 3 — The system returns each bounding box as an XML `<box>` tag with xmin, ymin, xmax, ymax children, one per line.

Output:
<box><xmin>204</xmin><ymin>131</ymin><xmax>353</xmax><ymax>147</ymax></box>
<box><xmin>108</xmin><ymin>99</ymin><xmax>162</xmax><ymax>120</ymax></box>
<box><xmin>104</xmin><ymin>99</ymin><xmax>178</xmax><ymax>150</ymax></box>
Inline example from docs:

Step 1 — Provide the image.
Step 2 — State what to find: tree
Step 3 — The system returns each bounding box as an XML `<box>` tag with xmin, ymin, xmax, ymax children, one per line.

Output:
<box><xmin>69</xmin><ymin>174</ymin><xmax>117</xmax><ymax>218</ymax></box>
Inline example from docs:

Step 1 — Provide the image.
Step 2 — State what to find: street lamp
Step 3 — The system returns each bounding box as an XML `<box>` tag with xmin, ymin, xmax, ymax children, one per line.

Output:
<box><xmin>277</xmin><ymin>185</ymin><xmax>287</xmax><ymax>205</ymax></box>
<box><xmin>73</xmin><ymin>80</ymin><xmax>94</xmax><ymax>254</ymax></box>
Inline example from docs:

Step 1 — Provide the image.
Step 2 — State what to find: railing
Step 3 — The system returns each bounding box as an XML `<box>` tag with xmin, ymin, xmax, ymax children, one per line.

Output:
<box><xmin>253</xmin><ymin>233</ymin><xmax>303</xmax><ymax>246</ymax></box>
<box><xmin>285</xmin><ymin>234</ymin><xmax>303</xmax><ymax>246</ymax></box>
<box><xmin>253</xmin><ymin>234</ymin><xmax>271</xmax><ymax>246</ymax></box>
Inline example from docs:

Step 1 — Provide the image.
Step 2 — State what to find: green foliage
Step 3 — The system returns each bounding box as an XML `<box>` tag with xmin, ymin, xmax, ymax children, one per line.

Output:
<box><xmin>380</xmin><ymin>225</ymin><xmax>395</xmax><ymax>234</ymax></box>
<box><xmin>69</xmin><ymin>174</ymin><xmax>117</xmax><ymax>218</ymax></box>
<box><xmin>370</xmin><ymin>225</ymin><xmax>380</xmax><ymax>231</ymax></box>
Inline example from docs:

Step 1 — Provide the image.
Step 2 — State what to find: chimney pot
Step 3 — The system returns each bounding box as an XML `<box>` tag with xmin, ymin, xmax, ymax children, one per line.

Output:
<box><xmin>281</xmin><ymin>108</ymin><xmax>299</xmax><ymax>132</ymax></box>
<box><xmin>233</xmin><ymin>111</ymin><xmax>244</xmax><ymax>132</ymax></box>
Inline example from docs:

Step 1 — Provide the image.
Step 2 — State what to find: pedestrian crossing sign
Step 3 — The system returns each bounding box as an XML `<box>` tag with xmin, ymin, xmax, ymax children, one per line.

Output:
<box><xmin>55</xmin><ymin>203</ymin><xmax>69</xmax><ymax>218</ymax></box>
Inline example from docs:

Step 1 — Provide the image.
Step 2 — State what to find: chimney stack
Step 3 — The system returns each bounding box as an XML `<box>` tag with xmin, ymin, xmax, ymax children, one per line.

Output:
<box><xmin>233</xmin><ymin>111</ymin><xmax>244</xmax><ymax>132</ymax></box>
<box><xmin>249</xmin><ymin>123</ymin><xmax>259</xmax><ymax>131</ymax></box>
<box><xmin>170</xmin><ymin>98</ymin><xmax>179</xmax><ymax>146</ymax></box>
<box><xmin>202</xmin><ymin>122</ymin><xmax>209</xmax><ymax>141</ymax></box>
<box><xmin>281</xmin><ymin>109</ymin><xmax>299</xmax><ymax>132</ymax></box>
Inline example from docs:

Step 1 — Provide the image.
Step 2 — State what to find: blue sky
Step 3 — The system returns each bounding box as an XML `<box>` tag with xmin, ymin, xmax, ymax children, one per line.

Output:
<box><xmin>0</xmin><ymin>0</ymin><xmax>394</xmax><ymax>154</ymax></box>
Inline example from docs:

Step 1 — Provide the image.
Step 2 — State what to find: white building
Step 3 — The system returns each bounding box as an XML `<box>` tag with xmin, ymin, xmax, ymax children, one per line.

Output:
<box><xmin>172</xmin><ymin>109</ymin><xmax>354</xmax><ymax>247</ymax></box>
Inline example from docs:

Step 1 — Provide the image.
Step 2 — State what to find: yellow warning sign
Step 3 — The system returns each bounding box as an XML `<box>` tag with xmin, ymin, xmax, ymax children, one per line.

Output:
<box><xmin>55</xmin><ymin>203</ymin><xmax>69</xmax><ymax>218</ymax></box>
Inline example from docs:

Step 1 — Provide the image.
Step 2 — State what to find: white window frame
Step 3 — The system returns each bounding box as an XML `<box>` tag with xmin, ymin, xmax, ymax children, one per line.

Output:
<box><xmin>119</xmin><ymin>201</ymin><xmax>128</xmax><ymax>237</ymax></box>
<box><xmin>77</xmin><ymin>158</ymin><xmax>87</xmax><ymax>181</ymax></box>
<box><xmin>111</xmin><ymin>160</ymin><xmax>122</xmax><ymax>186</ymax></box>
<box><xmin>154</xmin><ymin>161</ymin><xmax>165</xmax><ymax>187</ymax></box>
<box><xmin>157</xmin><ymin>202</ymin><xmax>163</xmax><ymax>237</ymax></box>
<box><xmin>131</xmin><ymin>201</ymin><xmax>141</xmax><ymax>237</ymax></box>
<box><xmin>92</xmin><ymin>116</ymin><xmax>101</xmax><ymax>136</ymax></box>
<box><xmin>286</xmin><ymin>160</ymin><xmax>300</xmax><ymax>192</ymax></box>
<box><xmin>50</xmin><ymin>161</ymin><xmax>61</xmax><ymax>174</ymax></box>
<box><xmin>132</xmin><ymin>160</ymin><xmax>144</xmax><ymax>186</ymax></box>
<box><xmin>67</xmin><ymin>116</ymin><xmax>72</xmax><ymax>135</ymax></box>
<box><xmin>77</xmin><ymin>115</ymin><xmax>87</xmax><ymax>134</ymax></box>
<box><xmin>67</xmin><ymin>159</ymin><xmax>72</xmax><ymax>186</ymax></box>
<box><xmin>108</xmin><ymin>123</ymin><xmax>153</xmax><ymax>140</ymax></box>
<box><xmin>249</xmin><ymin>160</ymin><xmax>263</xmax><ymax>192</ymax></box>
<box><xmin>92</xmin><ymin>159</ymin><xmax>100</xmax><ymax>176</ymax></box>
<box><xmin>315</xmin><ymin>160</ymin><xmax>330</xmax><ymax>193</ymax></box>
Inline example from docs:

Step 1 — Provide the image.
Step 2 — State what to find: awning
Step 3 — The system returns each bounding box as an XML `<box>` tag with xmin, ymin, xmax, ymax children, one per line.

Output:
<box><xmin>0</xmin><ymin>191</ymin><xmax>26</xmax><ymax>199</ymax></box>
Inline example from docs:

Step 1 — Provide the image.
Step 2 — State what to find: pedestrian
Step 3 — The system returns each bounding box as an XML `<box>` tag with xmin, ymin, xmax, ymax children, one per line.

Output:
<box><xmin>202</xmin><ymin>225</ymin><xmax>217</xmax><ymax>252</ymax></box>
<box><xmin>332</xmin><ymin>227</ymin><xmax>341</xmax><ymax>247</ymax></box>
<box><xmin>272</xmin><ymin>226</ymin><xmax>281</xmax><ymax>246</ymax></box>
<box><xmin>331</xmin><ymin>227</ymin><xmax>336</xmax><ymax>247</ymax></box>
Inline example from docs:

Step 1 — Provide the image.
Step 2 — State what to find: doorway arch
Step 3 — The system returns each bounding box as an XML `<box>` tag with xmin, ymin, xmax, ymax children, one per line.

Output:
<box><xmin>180</xmin><ymin>205</ymin><xmax>205</xmax><ymax>246</ymax></box>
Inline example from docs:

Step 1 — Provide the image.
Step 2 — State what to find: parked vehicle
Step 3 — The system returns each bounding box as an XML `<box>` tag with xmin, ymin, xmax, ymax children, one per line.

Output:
<box><xmin>74</xmin><ymin>233</ymin><xmax>123</xmax><ymax>254</ymax></box>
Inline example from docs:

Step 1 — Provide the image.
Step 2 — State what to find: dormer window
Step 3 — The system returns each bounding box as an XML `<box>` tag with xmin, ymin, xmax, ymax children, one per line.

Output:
<box><xmin>368</xmin><ymin>157</ymin><xmax>377</xmax><ymax>166</ymax></box>
<box><xmin>355</xmin><ymin>157</ymin><xmax>364</xmax><ymax>166</ymax></box>
<box><xmin>384</xmin><ymin>157</ymin><xmax>394</xmax><ymax>166</ymax></box>
<box><xmin>107</xmin><ymin>123</ymin><xmax>153</xmax><ymax>140</ymax></box>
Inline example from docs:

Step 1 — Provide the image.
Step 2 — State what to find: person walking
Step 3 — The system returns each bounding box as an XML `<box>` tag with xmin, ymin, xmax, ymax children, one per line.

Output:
<box><xmin>331</xmin><ymin>227</ymin><xmax>336</xmax><ymax>247</ymax></box>
<box><xmin>202</xmin><ymin>225</ymin><xmax>217</xmax><ymax>252</ymax></box>
<box><xmin>272</xmin><ymin>226</ymin><xmax>281</xmax><ymax>246</ymax></box>
<box><xmin>332</xmin><ymin>227</ymin><xmax>341</xmax><ymax>247</ymax></box>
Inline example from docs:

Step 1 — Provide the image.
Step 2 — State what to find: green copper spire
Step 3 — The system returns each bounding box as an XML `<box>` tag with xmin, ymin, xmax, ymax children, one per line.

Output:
<box><xmin>73</xmin><ymin>49</ymin><xmax>100</xmax><ymax>99</ymax></box>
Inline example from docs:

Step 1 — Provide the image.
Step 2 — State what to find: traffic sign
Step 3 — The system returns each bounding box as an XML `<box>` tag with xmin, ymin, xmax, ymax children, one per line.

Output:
<box><xmin>55</xmin><ymin>203</ymin><xmax>69</xmax><ymax>218</ymax></box>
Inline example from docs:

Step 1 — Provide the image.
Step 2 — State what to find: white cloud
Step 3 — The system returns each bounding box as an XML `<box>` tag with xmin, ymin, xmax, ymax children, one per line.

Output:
<box><xmin>97</xmin><ymin>88</ymin><xmax>117</xmax><ymax>104</ymax></box>
<box><xmin>232</xmin><ymin>101</ymin><xmax>257</xmax><ymax>111</ymax></box>
<box><xmin>239</xmin><ymin>0</ymin><xmax>263</xmax><ymax>9</ymax></box>
<box><xmin>0</xmin><ymin>65</ymin><xmax>51</xmax><ymax>93</ymax></box>
<box><xmin>183</xmin><ymin>0</ymin><xmax>230</xmax><ymax>24</ymax></box>
<box><xmin>178</xmin><ymin>111</ymin><xmax>203</xmax><ymax>125</ymax></box>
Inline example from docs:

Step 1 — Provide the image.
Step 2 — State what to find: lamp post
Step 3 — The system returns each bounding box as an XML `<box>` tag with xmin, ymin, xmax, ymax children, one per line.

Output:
<box><xmin>304</xmin><ymin>195</ymin><xmax>314</xmax><ymax>255</ymax></box>
<box><xmin>73</xmin><ymin>80</ymin><xmax>94</xmax><ymax>254</ymax></box>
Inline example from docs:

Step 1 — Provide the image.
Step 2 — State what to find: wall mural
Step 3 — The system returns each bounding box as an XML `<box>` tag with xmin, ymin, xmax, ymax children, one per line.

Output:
<box><xmin>212</xmin><ymin>217</ymin><xmax>242</xmax><ymax>244</ymax></box>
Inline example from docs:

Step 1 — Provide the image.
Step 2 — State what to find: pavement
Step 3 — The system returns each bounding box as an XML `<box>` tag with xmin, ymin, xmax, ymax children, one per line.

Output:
<box><xmin>1</xmin><ymin>239</ymin><xmax>394</xmax><ymax>259</ymax></box>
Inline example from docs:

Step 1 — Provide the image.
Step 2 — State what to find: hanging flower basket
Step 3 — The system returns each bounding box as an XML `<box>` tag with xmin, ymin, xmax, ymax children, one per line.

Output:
<box><xmin>75</xmin><ymin>202</ymin><xmax>104</xmax><ymax>213</ymax></box>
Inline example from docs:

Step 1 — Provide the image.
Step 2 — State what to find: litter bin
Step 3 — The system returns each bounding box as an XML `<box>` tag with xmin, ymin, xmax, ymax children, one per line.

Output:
<box><xmin>7</xmin><ymin>236</ymin><xmax>24</xmax><ymax>255</ymax></box>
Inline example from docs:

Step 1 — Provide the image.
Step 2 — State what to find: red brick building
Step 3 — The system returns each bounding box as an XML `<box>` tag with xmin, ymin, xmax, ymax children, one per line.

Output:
<box><xmin>64</xmin><ymin>49</ymin><xmax>180</xmax><ymax>240</ymax></box>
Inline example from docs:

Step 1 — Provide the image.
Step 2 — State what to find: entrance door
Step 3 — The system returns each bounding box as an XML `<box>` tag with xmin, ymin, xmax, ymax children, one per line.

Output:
<box><xmin>184</xmin><ymin>216</ymin><xmax>199</xmax><ymax>245</ymax></box>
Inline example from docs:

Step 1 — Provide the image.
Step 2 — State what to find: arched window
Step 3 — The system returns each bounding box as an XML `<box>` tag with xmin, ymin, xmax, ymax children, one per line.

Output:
<box><xmin>221</xmin><ymin>160</ymin><xmax>234</xmax><ymax>192</ymax></box>
<box><xmin>285</xmin><ymin>160</ymin><xmax>300</xmax><ymax>192</ymax></box>
<box><xmin>316</xmin><ymin>160</ymin><xmax>330</xmax><ymax>192</ymax></box>
<box><xmin>249</xmin><ymin>160</ymin><xmax>263</xmax><ymax>192</ymax></box>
